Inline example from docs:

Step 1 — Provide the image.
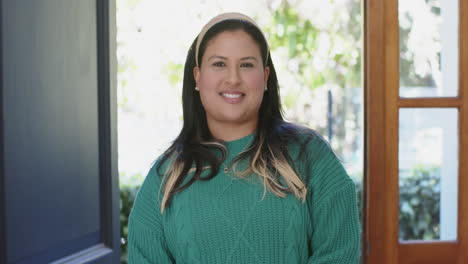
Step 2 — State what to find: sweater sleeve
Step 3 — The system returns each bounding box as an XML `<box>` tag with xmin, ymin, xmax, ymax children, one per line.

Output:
<box><xmin>127</xmin><ymin>162</ymin><xmax>175</xmax><ymax>264</ymax></box>
<box><xmin>306</xmin><ymin>138</ymin><xmax>361</xmax><ymax>263</ymax></box>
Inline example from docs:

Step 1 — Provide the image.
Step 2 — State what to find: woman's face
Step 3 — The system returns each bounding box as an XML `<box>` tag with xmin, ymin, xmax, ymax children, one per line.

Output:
<box><xmin>193</xmin><ymin>30</ymin><xmax>269</xmax><ymax>133</ymax></box>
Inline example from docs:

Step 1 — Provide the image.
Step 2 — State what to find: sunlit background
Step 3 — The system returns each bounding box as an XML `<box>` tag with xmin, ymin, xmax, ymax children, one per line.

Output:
<box><xmin>116</xmin><ymin>1</ymin><xmax>363</xmax><ymax>262</ymax></box>
<box><xmin>116</xmin><ymin>0</ymin><xmax>455</xmax><ymax>262</ymax></box>
<box><xmin>117</xmin><ymin>0</ymin><xmax>363</xmax><ymax>186</ymax></box>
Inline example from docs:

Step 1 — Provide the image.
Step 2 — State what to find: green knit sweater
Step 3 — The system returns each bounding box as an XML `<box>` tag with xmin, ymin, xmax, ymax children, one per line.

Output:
<box><xmin>127</xmin><ymin>132</ymin><xmax>361</xmax><ymax>263</ymax></box>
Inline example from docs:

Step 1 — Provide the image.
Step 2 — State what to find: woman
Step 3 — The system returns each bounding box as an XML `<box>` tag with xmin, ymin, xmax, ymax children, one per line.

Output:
<box><xmin>128</xmin><ymin>12</ymin><xmax>360</xmax><ymax>263</ymax></box>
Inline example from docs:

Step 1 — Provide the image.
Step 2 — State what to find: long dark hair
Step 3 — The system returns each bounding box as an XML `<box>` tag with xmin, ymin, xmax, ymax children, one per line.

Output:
<box><xmin>157</xmin><ymin>19</ymin><xmax>315</xmax><ymax>213</ymax></box>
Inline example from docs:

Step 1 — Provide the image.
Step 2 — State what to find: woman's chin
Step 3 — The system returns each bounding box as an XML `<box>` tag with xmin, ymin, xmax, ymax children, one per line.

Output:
<box><xmin>213</xmin><ymin>114</ymin><xmax>254</xmax><ymax>125</ymax></box>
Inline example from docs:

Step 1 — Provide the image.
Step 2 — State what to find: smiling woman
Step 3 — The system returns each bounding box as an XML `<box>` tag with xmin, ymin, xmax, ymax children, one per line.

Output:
<box><xmin>194</xmin><ymin>29</ymin><xmax>269</xmax><ymax>141</ymax></box>
<box><xmin>127</xmin><ymin>12</ymin><xmax>360</xmax><ymax>264</ymax></box>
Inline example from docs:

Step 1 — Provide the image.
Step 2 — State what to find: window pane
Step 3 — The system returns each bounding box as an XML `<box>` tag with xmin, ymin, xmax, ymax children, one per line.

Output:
<box><xmin>399</xmin><ymin>0</ymin><xmax>459</xmax><ymax>97</ymax></box>
<box><xmin>399</xmin><ymin>108</ymin><xmax>458</xmax><ymax>241</ymax></box>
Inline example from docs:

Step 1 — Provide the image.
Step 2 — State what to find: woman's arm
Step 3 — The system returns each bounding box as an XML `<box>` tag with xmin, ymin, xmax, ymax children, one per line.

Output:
<box><xmin>307</xmin><ymin>180</ymin><xmax>361</xmax><ymax>263</ymax></box>
<box><xmin>127</xmin><ymin>164</ymin><xmax>175</xmax><ymax>264</ymax></box>
<box><xmin>306</xmin><ymin>137</ymin><xmax>361</xmax><ymax>263</ymax></box>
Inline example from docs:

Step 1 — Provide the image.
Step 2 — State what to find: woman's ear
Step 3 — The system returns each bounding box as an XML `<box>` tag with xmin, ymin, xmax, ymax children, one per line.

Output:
<box><xmin>264</xmin><ymin>66</ymin><xmax>270</xmax><ymax>83</ymax></box>
<box><xmin>193</xmin><ymin>66</ymin><xmax>200</xmax><ymax>85</ymax></box>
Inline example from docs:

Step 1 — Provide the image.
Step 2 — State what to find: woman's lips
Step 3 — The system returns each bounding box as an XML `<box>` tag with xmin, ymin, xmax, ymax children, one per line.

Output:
<box><xmin>219</xmin><ymin>92</ymin><xmax>245</xmax><ymax>104</ymax></box>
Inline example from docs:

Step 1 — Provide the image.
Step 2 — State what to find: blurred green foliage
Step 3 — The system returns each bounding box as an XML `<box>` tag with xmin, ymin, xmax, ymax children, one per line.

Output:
<box><xmin>263</xmin><ymin>0</ymin><xmax>362</xmax><ymax>158</ymax></box>
<box><xmin>264</xmin><ymin>1</ymin><xmax>362</xmax><ymax>91</ymax></box>
<box><xmin>354</xmin><ymin>165</ymin><xmax>441</xmax><ymax>241</ymax></box>
<box><xmin>119</xmin><ymin>181</ymin><xmax>141</xmax><ymax>264</ymax></box>
<box><xmin>162</xmin><ymin>62</ymin><xmax>184</xmax><ymax>87</ymax></box>
<box><xmin>399</xmin><ymin>166</ymin><xmax>440</xmax><ymax>240</ymax></box>
<box><xmin>399</xmin><ymin>0</ymin><xmax>442</xmax><ymax>87</ymax></box>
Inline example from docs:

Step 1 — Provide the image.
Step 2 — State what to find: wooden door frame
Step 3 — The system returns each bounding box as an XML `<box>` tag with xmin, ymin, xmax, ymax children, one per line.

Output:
<box><xmin>364</xmin><ymin>0</ymin><xmax>398</xmax><ymax>261</ymax></box>
<box><xmin>364</xmin><ymin>0</ymin><xmax>468</xmax><ymax>263</ymax></box>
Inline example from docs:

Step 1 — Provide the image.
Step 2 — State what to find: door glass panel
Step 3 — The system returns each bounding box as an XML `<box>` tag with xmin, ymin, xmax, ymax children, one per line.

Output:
<box><xmin>399</xmin><ymin>0</ymin><xmax>459</xmax><ymax>97</ymax></box>
<box><xmin>399</xmin><ymin>108</ymin><xmax>458</xmax><ymax>241</ymax></box>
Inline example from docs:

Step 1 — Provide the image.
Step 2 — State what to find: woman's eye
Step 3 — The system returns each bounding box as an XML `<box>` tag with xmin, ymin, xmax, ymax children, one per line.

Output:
<box><xmin>241</xmin><ymin>63</ymin><xmax>254</xmax><ymax>68</ymax></box>
<box><xmin>213</xmin><ymin>61</ymin><xmax>225</xmax><ymax>67</ymax></box>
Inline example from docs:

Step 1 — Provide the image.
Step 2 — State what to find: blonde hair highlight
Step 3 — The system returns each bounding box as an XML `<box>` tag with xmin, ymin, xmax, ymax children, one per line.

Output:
<box><xmin>159</xmin><ymin>136</ymin><xmax>308</xmax><ymax>214</ymax></box>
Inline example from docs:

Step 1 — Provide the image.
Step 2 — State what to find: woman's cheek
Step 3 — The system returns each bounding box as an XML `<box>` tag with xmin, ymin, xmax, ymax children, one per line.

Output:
<box><xmin>205</xmin><ymin>71</ymin><xmax>226</xmax><ymax>88</ymax></box>
<box><xmin>244</xmin><ymin>71</ymin><xmax>266</xmax><ymax>91</ymax></box>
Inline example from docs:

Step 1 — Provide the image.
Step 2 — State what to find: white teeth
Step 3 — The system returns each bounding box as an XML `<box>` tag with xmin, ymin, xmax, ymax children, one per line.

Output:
<box><xmin>221</xmin><ymin>93</ymin><xmax>242</xmax><ymax>99</ymax></box>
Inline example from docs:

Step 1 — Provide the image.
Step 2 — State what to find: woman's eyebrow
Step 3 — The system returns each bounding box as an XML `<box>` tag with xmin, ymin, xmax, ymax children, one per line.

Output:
<box><xmin>207</xmin><ymin>55</ymin><xmax>258</xmax><ymax>61</ymax></box>
<box><xmin>240</xmin><ymin>56</ymin><xmax>258</xmax><ymax>61</ymax></box>
<box><xmin>208</xmin><ymin>55</ymin><xmax>227</xmax><ymax>61</ymax></box>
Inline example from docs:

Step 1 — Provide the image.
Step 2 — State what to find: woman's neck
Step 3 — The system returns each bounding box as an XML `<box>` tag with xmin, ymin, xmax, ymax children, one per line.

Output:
<box><xmin>207</xmin><ymin>120</ymin><xmax>257</xmax><ymax>142</ymax></box>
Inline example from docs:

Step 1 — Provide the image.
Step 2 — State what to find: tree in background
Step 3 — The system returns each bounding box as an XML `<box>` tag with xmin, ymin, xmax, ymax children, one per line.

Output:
<box><xmin>263</xmin><ymin>0</ymin><xmax>362</xmax><ymax>173</ymax></box>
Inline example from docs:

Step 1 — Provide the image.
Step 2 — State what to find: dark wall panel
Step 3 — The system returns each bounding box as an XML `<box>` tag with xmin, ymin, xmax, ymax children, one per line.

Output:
<box><xmin>2</xmin><ymin>0</ymin><xmax>101</xmax><ymax>263</ymax></box>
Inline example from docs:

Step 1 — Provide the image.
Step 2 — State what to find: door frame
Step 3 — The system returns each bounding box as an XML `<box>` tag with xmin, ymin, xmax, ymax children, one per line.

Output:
<box><xmin>363</xmin><ymin>0</ymin><xmax>468</xmax><ymax>263</ymax></box>
<box><xmin>0</xmin><ymin>0</ymin><xmax>120</xmax><ymax>263</ymax></box>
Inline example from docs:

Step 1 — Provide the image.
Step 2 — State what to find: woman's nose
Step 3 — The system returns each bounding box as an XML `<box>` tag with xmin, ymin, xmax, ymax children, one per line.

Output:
<box><xmin>226</xmin><ymin>66</ymin><xmax>241</xmax><ymax>86</ymax></box>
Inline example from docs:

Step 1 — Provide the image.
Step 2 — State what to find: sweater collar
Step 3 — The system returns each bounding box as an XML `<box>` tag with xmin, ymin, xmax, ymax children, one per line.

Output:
<box><xmin>222</xmin><ymin>132</ymin><xmax>255</xmax><ymax>158</ymax></box>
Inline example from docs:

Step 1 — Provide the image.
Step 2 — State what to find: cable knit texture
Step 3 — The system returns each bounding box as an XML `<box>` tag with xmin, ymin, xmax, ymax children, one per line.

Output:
<box><xmin>127</xmin><ymin>131</ymin><xmax>361</xmax><ymax>263</ymax></box>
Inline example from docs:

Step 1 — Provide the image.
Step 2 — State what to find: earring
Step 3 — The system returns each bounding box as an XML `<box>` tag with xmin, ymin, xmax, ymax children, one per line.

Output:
<box><xmin>195</xmin><ymin>86</ymin><xmax>200</xmax><ymax>91</ymax></box>
<box><xmin>264</xmin><ymin>86</ymin><xmax>268</xmax><ymax>91</ymax></box>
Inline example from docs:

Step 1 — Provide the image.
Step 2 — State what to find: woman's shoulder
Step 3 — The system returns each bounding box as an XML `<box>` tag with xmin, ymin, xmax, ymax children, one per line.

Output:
<box><xmin>279</xmin><ymin>122</ymin><xmax>349</xmax><ymax>183</ymax></box>
<box><xmin>139</xmin><ymin>153</ymin><xmax>173</xmax><ymax>192</ymax></box>
<box><xmin>286</xmin><ymin>124</ymin><xmax>354</xmax><ymax>193</ymax></box>
<box><xmin>151</xmin><ymin>150</ymin><xmax>177</xmax><ymax>175</ymax></box>
<box><xmin>129</xmin><ymin>155</ymin><xmax>171</xmax><ymax>225</ymax></box>
<box><xmin>277</xmin><ymin>122</ymin><xmax>331</xmax><ymax>156</ymax></box>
